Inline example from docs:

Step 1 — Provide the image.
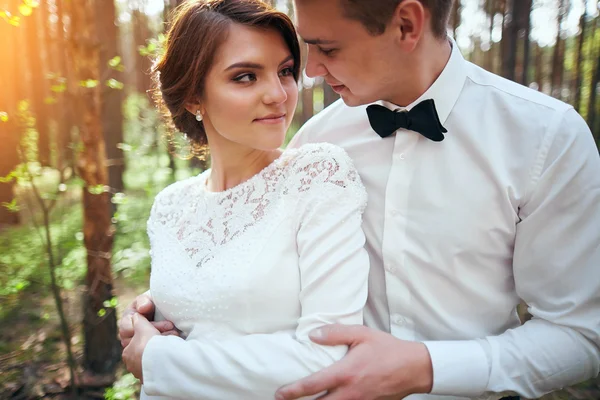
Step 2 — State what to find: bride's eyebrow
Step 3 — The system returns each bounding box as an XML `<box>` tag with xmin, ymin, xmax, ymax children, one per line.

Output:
<box><xmin>224</xmin><ymin>55</ymin><xmax>294</xmax><ymax>72</ymax></box>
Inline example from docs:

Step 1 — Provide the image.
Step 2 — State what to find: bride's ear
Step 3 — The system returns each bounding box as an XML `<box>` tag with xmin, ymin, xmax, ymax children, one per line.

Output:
<box><xmin>184</xmin><ymin>100</ymin><xmax>205</xmax><ymax>120</ymax></box>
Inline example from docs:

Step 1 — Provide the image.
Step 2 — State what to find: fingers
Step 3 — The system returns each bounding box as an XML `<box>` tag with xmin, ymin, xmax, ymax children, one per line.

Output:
<box><xmin>121</xmin><ymin>337</ymin><xmax>131</xmax><ymax>348</ymax></box>
<box><xmin>118</xmin><ymin>314</ymin><xmax>134</xmax><ymax>348</ymax></box>
<box><xmin>132</xmin><ymin>313</ymin><xmax>160</xmax><ymax>335</ymax></box>
<box><xmin>151</xmin><ymin>320</ymin><xmax>175</xmax><ymax>333</ymax></box>
<box><xmin>308</xmin><ymin>324</ymin><xmax>369</xmax><ymax>346</ymax></box>
<box><xmin>135</xmin><ymin>293</ymin><xmax>155</xmax><ymax>318</ymax></box>
<box><xmin>160</xmin><ymin>329</ymin><xmax>181</xmax><ymax>337</ymax></box>
<box><xmin>275</xmin><ymin>363</ymin><xmax>348</xmax><ymax>400</ymax></box>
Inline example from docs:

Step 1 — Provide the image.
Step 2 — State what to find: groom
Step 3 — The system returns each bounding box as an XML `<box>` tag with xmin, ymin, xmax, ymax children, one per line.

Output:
<box><xmin>120</xmin><ymin>0</ymin><xmax>600</xmax><ymax>399</ymax></box>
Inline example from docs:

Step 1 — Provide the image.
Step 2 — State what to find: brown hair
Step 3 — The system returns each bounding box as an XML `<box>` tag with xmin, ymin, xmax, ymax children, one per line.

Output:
<box><xmin>152</xmin><ymin>0</ymin><xmax>301</xmax><ymax>152</ymax></box>
<box><xmin>341</xmin><ymin>0</ymin><xmax>454</xmax><ymax>38</ymax></box>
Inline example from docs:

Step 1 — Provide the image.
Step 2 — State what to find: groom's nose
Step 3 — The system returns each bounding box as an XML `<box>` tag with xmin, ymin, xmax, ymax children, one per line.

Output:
<box><xmin>305</xmin><ymin>47</ymin><xmax>328</xmax><ymax>78</ymax></box>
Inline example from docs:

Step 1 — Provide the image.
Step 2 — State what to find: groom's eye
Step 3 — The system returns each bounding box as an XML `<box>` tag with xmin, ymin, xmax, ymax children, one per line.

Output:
<box><xmin>317</xmin><ymin>46</ymin><xmax>337</xmax><ymax>57</ymax></box>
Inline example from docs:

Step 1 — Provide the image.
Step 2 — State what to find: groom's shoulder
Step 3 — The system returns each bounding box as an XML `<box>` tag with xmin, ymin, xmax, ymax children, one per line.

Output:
<box><xmin>465</xmin><ymin>61</ymin><xmax>572</xmax><ymax>114</ymax></box>
<box><xmin>292</xmin><ymin>98</ymin><xmax>367</xmax><ymax>145</ymax></box>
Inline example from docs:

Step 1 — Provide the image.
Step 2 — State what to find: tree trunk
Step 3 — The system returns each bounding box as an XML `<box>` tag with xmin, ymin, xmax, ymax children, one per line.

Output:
<box><xmin>519</xmin><ymin>0</ymin><xmax>533</xmax><ymax>86</ymax></box>
<box><xmin>551</xmin><ymin>0</ymin><xmax>567</xmax><ymax>99</ymax></box>
<box><xmin>65</xmin><ymin>0</ymin><xmax>120</xmax><ymax>375</ymax></box>
<box><xmin>97</xmin><ymin>0</ymin><xmax>125</xmax><ymax>207</ymax></box>
<box><xmin>501</xmin><ymin>0</ymin><xmax>518</xmax><ymax>81</ymax></box>
<box><xmin>0</xmin><ymin>0</ymin><xmax>23</xmax><ymax>225</ymax></box>
<box><xmin>534</xmin><ymin>43</ymin><xmax>544</xmax><ymax>92</ymax></box>
<box><xmin>54</xmin><ymin>0</ymin><xmax>76</xmax><ymax>172</ymax></box>
<box><xmin>301</xmin><ymin>86</ymin><xmax>314</xmax><ymax>125</ymax></box>
<box><xmin>451</xmin><ymin>1</ymin><xmax>461</xmax><ymax>39</ymax></box>
<box><xmin>24</xmin><ymin>0</ymin><xmax>51</xmax><ymax>166</ymax></box>
<box><xmin>588</xmin><ymin>18</ymin><xmax>600</xmax><ymax>137</ymax></box>
<box><xmin>573</xmin><ymin>11</ymin><xmax>587</xmax><ymax>112</ymax></box>
<box><xmin>485</xmin><ymin>0</ymin><xmax>496</xmax><ymax>73</ymax></box>
<box><xmin>132</xmin><ymin>7</ymin><xmax>153</xmax><ymax>97</ymax></box>
<box><xmin>323</xmin><ymin>84</ymin><xmax>339</xmax><ymax>108</ymax></box>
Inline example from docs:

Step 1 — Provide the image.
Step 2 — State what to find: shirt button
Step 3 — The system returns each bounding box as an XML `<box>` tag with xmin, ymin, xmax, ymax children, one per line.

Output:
<box><xmin>394</xmin><ymin>152</ymin><xmax>406</xmax><ymax>161</ymax></box>
<box><xmin>385</xmin><ymin>263</ymin><xmax>397</xmax><ymax>273</ymax></box>
<box><xmin>392</xmin><ymin>314</ymin><xmax>406</xmax><ymax>325</ymax></box>
<box><xmin>389</xmin><ymin>209</ymin><xmax>400</xmax><ymax>217</ymax></box>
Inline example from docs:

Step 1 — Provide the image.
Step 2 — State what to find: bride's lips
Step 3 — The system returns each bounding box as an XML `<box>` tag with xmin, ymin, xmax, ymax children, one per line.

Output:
<box><xmin>254</xmin><ymin>113</ymin><xmax>286</xmax><ymax>124</ymax></box>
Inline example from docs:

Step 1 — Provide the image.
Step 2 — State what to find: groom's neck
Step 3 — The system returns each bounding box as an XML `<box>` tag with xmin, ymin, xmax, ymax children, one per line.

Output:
<box><xmin>386</xmin><ymin>37</ymin><xmax>452</xmax><ymax>107</ymax></box>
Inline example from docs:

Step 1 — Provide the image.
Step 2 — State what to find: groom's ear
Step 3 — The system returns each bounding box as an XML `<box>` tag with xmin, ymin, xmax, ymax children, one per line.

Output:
<box><xmin>391</xmin><ymin>0</ymin><xmax>426</xmax><ymax>52</ymax></box>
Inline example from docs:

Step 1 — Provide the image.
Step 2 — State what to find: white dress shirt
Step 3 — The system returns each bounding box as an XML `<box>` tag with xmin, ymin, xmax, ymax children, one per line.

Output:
<box><xmin>140</xmin><ymin>143</ymin><xmax>369</xmax><ymax>399</ymax></box>
<box><xmin>290</xmin><ymin>41</ymin><xmax>600</xmax><ymax>399</ymax></box>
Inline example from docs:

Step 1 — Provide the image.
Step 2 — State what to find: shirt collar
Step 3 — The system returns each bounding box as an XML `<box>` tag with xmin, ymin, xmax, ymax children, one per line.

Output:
<box><xmin>377</xmin><ymin>37</ymin><xmax>467</xmax><ymax>125</ymax></box>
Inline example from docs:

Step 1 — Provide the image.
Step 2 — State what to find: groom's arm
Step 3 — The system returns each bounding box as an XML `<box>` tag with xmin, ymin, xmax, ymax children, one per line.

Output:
<box><xmin>277</xmin><ymin>108</ymin><xmax>600</xmax><ymax>400</ymax></box>
<box><xmin>424</xmin><ymin>107</ymin><xmax>600</xmax><ymax>398</ymax></box>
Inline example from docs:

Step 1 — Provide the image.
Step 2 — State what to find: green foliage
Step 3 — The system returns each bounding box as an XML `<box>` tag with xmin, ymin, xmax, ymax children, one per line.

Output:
<box><xmin>104</xmin><ymin>373</ymin><xmax>139</xmax><ymax>400</ymax></box>
<box><xmin>138</xmin><ymin>33</ymin><xmax>166</xmax><ymax>58</ymax></box>
<box><xmin>107</xmin><ymin>78</ymin><xmax>125</xmax><ymax>90</ymax></box>
<box><xmin>79</xmin><ymin>79</ymin><xmax>99</xmax><ymax>88</ymax></box>
<box><xmin>1</xmin><ymin>9</ymin><xmax>21</xmax><ymax>26</ymax></box>
<box><xmin>108</xmin><ymin>56</ymin><xmax>125</xmax><ymax>72</ymax></box>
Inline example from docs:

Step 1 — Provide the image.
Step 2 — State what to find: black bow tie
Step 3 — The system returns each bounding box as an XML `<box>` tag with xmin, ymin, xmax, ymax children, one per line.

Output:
<box><xmin>366</xmin><ymin>99</ymin><xmax>447</xmax><ymax>142</ymax></box>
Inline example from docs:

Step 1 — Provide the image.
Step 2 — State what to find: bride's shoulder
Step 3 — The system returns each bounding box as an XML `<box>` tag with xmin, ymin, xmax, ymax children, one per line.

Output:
<box><xmin>280</xmin><ymin>142</ymin><xmax>364</xmax><ymax>193</ymax></box>
<box><xmin>151</xmin><ymin>173</ymin><xmax>204</xmax><ymax>210</ymax></box>
<box><xmin>283</xmin><ymin>142</ymin><xmax>355</xmax><ymax>170</ymax></box>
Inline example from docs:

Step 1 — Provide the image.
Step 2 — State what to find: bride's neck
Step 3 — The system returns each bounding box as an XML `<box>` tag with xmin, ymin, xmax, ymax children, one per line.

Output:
<box><xmin>206</xmin><ymin>141</ymin><xmax>281</xmax><ymax>193</ymax></box>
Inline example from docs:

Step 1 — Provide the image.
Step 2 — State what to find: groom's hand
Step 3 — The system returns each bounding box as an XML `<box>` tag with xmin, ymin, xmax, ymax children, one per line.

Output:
<box><xmin>275</xmin><ymin>325</ymin><xmax>434</xmax><ymax>400</ymax></box>
<box><xmin>122</xmin><ymin>313</ymin><xmax>161</xmax><ymax>383</ymax></box>
<box><xmin>118</xmin><ymin>293</ymin><xmax>177</xmax><ymax>348</ymax></box>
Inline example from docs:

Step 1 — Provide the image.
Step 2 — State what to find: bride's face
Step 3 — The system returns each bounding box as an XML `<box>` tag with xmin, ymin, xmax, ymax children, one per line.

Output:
<box><xmin>199</xmin><ymin>23</ymin><xmax>299</xmax><ymax>151</ymax></box>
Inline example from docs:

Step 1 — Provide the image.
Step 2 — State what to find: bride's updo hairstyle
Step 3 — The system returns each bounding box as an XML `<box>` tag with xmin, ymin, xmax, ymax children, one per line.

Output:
<box><xmin>151</xmin><ymin>0</ymin><xmax>301</xmax><ymax>154</ymax></box>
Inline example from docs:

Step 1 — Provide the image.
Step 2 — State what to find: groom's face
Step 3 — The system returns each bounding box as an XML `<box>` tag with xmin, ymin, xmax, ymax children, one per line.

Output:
<box><xmin>293</xmin><ymin>0</ymin><xmax>403</xmax><ymax>106</ymax></box>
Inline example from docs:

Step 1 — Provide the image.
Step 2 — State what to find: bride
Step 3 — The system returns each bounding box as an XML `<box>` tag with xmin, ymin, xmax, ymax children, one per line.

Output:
<box><xmin>119</xmin><ymin>0</ymin><xmax>370</xmax><ymax>398</ymax></box>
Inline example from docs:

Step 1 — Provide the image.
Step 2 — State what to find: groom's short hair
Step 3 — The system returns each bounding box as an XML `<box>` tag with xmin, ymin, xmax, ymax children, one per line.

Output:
<box><xmin>341</xmin><ymin>0</ymin><xmax>454</xmax><ymax>38</ymax></box>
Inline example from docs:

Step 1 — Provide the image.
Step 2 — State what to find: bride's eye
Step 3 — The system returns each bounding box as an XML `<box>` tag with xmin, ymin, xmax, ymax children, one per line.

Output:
<box><xmin>233</xmin><ymin>73</ymin><xmax>257</xmax><ymax>83</ymax></box>
<box><xmin>279</xmin><ymin>66</ymin><xmax>294</xmax><ymax>77</ymax></box>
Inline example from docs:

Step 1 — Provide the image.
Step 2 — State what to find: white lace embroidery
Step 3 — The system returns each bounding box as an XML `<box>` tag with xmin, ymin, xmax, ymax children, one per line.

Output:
<box><xmin>147</xmin><ymin>143</ymin><xmax>366</xmax><ymax>336</ymax></box>
<box><xmin>148</xmin><ymin>143</ymin><xmax>363</xmax><ymax>266</ymax></box>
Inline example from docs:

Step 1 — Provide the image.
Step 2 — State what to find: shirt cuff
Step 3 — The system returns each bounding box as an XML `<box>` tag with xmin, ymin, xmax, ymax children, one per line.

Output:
<box><xmin>142</xmin><ymin>335</ymin><xmax>183</xmax><ymax>396</ymax></box>
<box><xmin>423</xmin><ymin>340</ymin><xmax>490</xmax><ymax>397</ymax></box>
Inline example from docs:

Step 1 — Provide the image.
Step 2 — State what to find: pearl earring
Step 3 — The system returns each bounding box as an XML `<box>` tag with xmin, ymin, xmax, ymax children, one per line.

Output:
<box><xmin>195</xmin><ymin>110</ymin><xmax>203</xmax><ymax>122</ymax></box>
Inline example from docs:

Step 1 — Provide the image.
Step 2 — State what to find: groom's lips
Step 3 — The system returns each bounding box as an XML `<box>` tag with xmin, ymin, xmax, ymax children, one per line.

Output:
<box><xmin>329</xmin><ymin>83</ymin><xmax>346</xmax><ymax>94</ymax></box>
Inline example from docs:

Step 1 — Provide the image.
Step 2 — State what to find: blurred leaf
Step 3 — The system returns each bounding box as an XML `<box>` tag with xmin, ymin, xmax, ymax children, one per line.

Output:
<box><xmin>0</xmin><ymin>171</ymin><xmax>16</xmax><ymax>183</ymax></box>
<box><xmin>8</xmin><ymin>15</ymin><xmax>20</xmax><ymax>26</ymax></box>
<box><xmin>18</xmin><ymin>4</ymin><xmax>32</xmax><ymax>16</ymax></box>
<box><xmin>51</xmin><ymin>82</ymin><xmax>67</xmax><ymax>93</ymax></box>
<box><xmin>0</xmin><ymin>111</ymin><xmax>8</xmax><ymax>122</ymax></box>
<box><xmin>108</xmin><ymin>56</ymin><xmax>121</xmax><ymax>68</ymax></box>
<box><xmin>106</xmin><ymin>79</ymin><xmax>124</xmax><ymax>90</ymax></box>
<box><xmin>110</xmin><ymin>297</ymin><xmax>118</xmax><ymax>307</ymax></box>
<box><xmin>79</xmin><ymin>79</ymin><xmax>99</xmax><ymax>88</ymax></box>
<box><xmin>23</xmin><ymin>0</ymin><xmax>40</xmax><ymax>8</ymax></box>
<box><xmin>2</xmin><ymin>199</ymin><xmax>20</xmax><ymax>212</ymax></box>
<box><xmin>41</xmin><ymin>192</ymin><xmax>58</xmax><ymax>200</ymax></box>
<box><xmin>88</xmin><ymin>184</ymin><xmax>105</xmax><ymax>195</ymax></box>
<box><xmin>137</xmin><ymin>45</ymin><xmax>149</xmax><ymax>57</ymax></box>
<box><xmin>97</xmin><ymin>308</ymin><xmax>106</xmax><ymax>317</ymax></box>
<box><xmin>44</xmin><ymin>97</ymin><xmax>57</xmax><ymax>105</ymax></box>
<box><xmin>116</xmin><ymin>143</ymin><xmax>132</xmax><ymax>152</ymax></box>
<box><xmin>111</xmin><ymin>192</ymin><xmax>127</xmax><ymax>205</ymax></box>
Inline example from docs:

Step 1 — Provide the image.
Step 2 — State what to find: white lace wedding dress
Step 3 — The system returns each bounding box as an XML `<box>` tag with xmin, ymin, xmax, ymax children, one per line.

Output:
<box><xmin>140</xmin><ymin>143</ymin><xmax>370</xmax><ymax>399</ymax></box>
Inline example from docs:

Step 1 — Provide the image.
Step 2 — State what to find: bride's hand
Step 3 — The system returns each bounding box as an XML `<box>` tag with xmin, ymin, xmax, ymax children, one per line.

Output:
<box><xmin>119</xmin><ymin>293</ymin><xmax>178</xmax><ymax>347</ymax></box>
<box><xmin>122</xmin><ymin>313</ymin><xmax>161</xmax><ymax>383</ymax></box>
